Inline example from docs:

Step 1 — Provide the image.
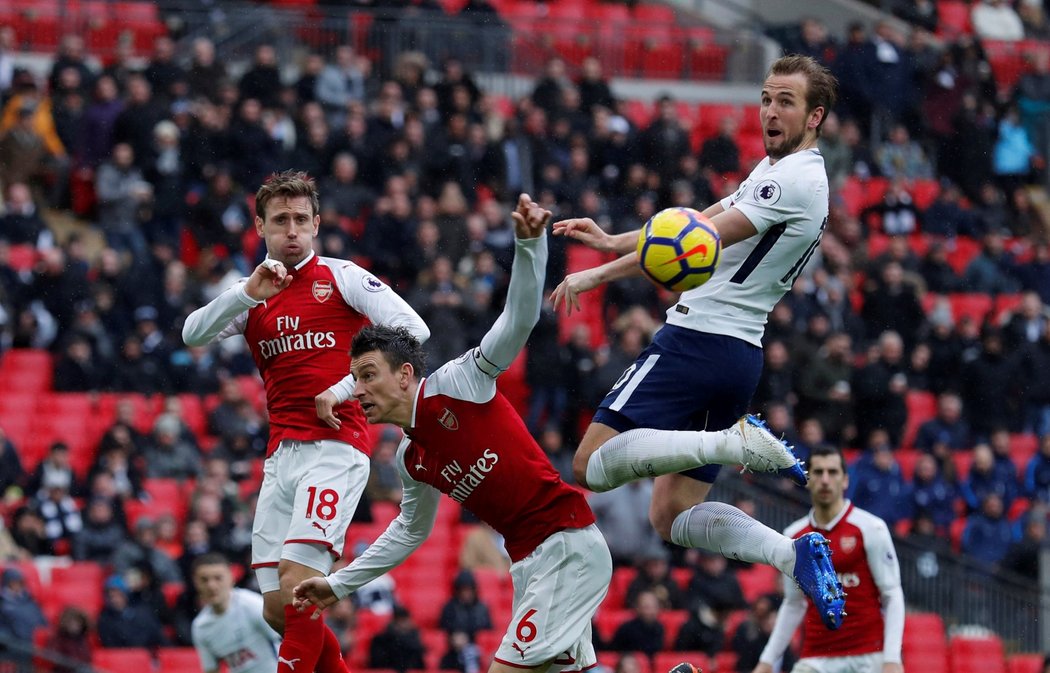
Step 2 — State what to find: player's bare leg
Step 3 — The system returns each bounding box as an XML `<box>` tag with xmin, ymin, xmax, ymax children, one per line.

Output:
<box><xmin>266</xmin><ymin>557</ymin><xmax>350</xmax><ymax>673</ymax></box>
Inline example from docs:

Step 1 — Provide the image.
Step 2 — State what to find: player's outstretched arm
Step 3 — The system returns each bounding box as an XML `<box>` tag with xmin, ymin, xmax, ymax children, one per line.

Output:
<box><xmin>473</xmin><ymin>194</ymin><xmax>551</xmax><ymax>374</ymax></box>
<box><xmin>550</xmin><ymin>253</ymin><xmax>641</xmax><ymax>316</ymax></box>
<box><xmin>553</xmin><ymin>217</ymin><xmax>637</xmax><ymax>255</ymax></box>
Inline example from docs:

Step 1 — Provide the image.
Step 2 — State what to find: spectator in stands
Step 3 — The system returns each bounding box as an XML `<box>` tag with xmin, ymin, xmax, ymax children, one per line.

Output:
<box><xmin>317</xmin><ymin>45</ymin><xmax>368</xmax><ymax>130</ymax></box>
<box><xmin>699</xmin><ymin>116</ymin><xmax>741</xmax><ymax>176</ymax></box>
<box><xmin>610</xmin><ymin>589</ymin><xmax>664</xmax><ymax>658</ymax></box>
<box><xmin>639</xmin><ymin>94</ymin><xmax>692</xmax><ymax>181</ymax></box>
<box><xmin>861</xmin><ymin>261</ymin><xmax>925</xmax><ymax>348</ymax></box>
<box><xmin>819</xmin><ymin>112</ymin><xmax>850</xmax><ymax>189</ymax></box>
<box><xmin>0</xmin><ymin>566</ymin><xmax>47</xmax><ymax>668</ymax></box>
<box><xmin>185</xmin><ymin>37</ymin><xmax>226</xmax><ymax>103</ymax></box>
<box><xmin>52</xmin><ymin>332</ymin><xmax>106</xmax><ymax>392</ymax></box>
<box><xmin>962</xmin><ymin>493</ymin><xmax>1015</xmax><ymax>568</ymax></box>
<box><xmin>893</xmin><ymin>0</ymin><xmax>939</xmax><ymax>32</ymax></box>
<box><xmin>877</xmin><ymin>124</ymin><xmax>934</xmax><ymax>181</ymax></box>
<box><xmin>625</xmin><ymin>546</ymin><xmax>683</xmax><ymax>610</ymax></box>
<box><xmin>46</xmin><ymin>606</ymin><xmax>92</xmax><ymax>673</ymax></box>
<box><xmin>111</xmin><ymin>516</ymin><xmax>183</xmax><ymax>585</ymax></box>
<box><xmin>1025</xmin><ymin>433</ymin><xmax>1050</xmax><ymax>502</ymax></box>
<box><xmin>34</xmin><ymin>468</ymin><xmax>82</xmax><ymax>555</ymax></box>
<box><xmin>531</xmin><ymin>58</ymin><xmax>570</xmax><ymax>118</ymax></box>
<box><xmin>95</xmin><ymin>141</ymin><xmax>153</xmax><ymax>256</ymax></box>
<box><xmin>673</xmin><ymin>598</ymin><xmax>724</xmax><ymax>656</ymax></box>
<box><xmin>962</xmin><ymin>443</ymin><xmax>1021</xmax><ymax>512</ymax></box>
<box><xmin>753</xmin><ymin>339</ymin><xmax>795</xmax><ymax>409</ymax></box>
<box><xmin>853</xmin><ymin>331</ymin><xmax>910</xmax><ymax>445</ymax></box>
<box><xmin>9</xmin><ymin>506</ymin><xmax>49</xmax><ymax>557</ymax></box>
<box><xmin>962</xmin><ymin>328</ymin><xmax>1020</xmax><ymax>438</ymax></box>
<box><xmin>910</xmin><ymin>453</ymin><xmax>959</xmax><ymax>532</ymax></box>
<box><xmin>0</xmin><ymin>182</ymin><xmax>47</xmax><ymax>246</ymax></box>
<box><xmin>0</xmin><ymin>426</ymin><xmax>23</xmax><ymax>498</ymax></box>
<box><xmin>1001</xmin><ymin>505</ymin><xmax>1045</xmax><ymax>578</ymax></box>
<box><xmin>439</xmin><ymin>570</ymin><xmax>493</xmax><ymax>641</ymax></box>
<box><xmin>440</xmin><ymin>630</ymin><xmax>483</xmax><ymax>673</ymax></box>
<box><xmin>915</xmin><ymin>391</ymin><xmax>971</xmax><ymax>454</ymax></box>
<box><xmin>366</xmin><ymin>427</ymin><xmax>405</xmax><ymax>505</ymax></box>
<box><xmin>962</xmin><ymin>228</ymin><xmax>1022</xmax><ymax>293</ymax></box>
<box><xmin>731</xmin><ymin>593</ymin><xmax>788</xmax><ymax>673</ymax></box>
<box><xmin>684</xmin><ymin>549</ymin><xmax>746</xmax><ymax>614</ymax></box>
<box><xmin>794</xmin><ymin>331</ymin><xmax>852</xmax><ymax>440</ymax></box>
<box><xmin>141</xmin><ymin>413</ymin><xmax>200</xmax><ymax>481</ymax></box>
<box><xmin>369</xmin><ymin>604</ymin><xmax>426</xmax><ymax>673</ymax></box>
<box><xmin>72</xmin><ymin>496</ymin><xmax>126</xmax><ymax>564</ymax></box>
<box><xmin>972</xmin><ymin>0</ymin><xmax>1025</xmax><ymax>41</ymax></box>
<box><xmin>847</xmin><ymin>433</ymin><xmax>912</xmax><ymax>527</ymax></box>
<box><xmin>590</xmin><ymin>479</ymin><xmax>666</xmax><ymax>568</ymax></box>
<box><xmin>97</xmin><ymin>573</ymin><xmax>166</xmax><ymax>649</ymax></box>
<box><xmin>577</xmin><ymin>56</ymin><xmax>615</xmax><ymax>114</ymax></box>
<box><xmin>458</xmin><ymin>522</ymin><xmax>510</xmax><ymax>573</ymax></box>
<box><xmin>26</xmin><ymin>440</ymin><xmax>78</xmax><ymax>499</ymax></box>
<box><xmin>0</xmin><ymin>98</ymin><xmax>55</xmax><ymax>195</ymax></box>
<box><xmin>238</xmin><ymin>44</ymin><xmax>282</xmax><ymax>108</ymax></box>
<box><xmin>994</xmin><ymin>106</ymin><xmax>1037</xmax><ymax>197</ymax></box>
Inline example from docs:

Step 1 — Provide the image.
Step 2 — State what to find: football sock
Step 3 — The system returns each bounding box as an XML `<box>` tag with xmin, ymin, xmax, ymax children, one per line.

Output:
<box><xmin>585</xmin><ymin>428</ymin><xmax>742</xmax><ymax>491</ymax></box>
<box><xmin>318</xmin><ymin>621</ymin><xmax>350</xmax><ymax>673</ymax></box>
<box><xmin>670</xmin><ymin>502</ymin><xmax>795</xmax><ymax>576</ymax></box>
<box><xmin>278</xmin><ymin>604</ymin><xmax>325</xmax><ymax>673</ymax></box>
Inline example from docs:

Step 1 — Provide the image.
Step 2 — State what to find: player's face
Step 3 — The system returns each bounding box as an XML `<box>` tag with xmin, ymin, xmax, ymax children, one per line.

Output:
<box><xmin>256</xmin><ymin>195</ymin><xmax>319</xmax><ymax>266</ymax></box>
<box><xmin>351</xmin><ymin>351</ymin><xmax>412</xmax><ymax>426</ymax></box>
<box><xmin>807</xmin><ymin>454</ymin><xmax>848</xmax><ymax>508</ymax></box>
<box><xmin>193</xmin><ymin>563</ymin><xmax>233</xmax><ymax>610</ymax></box>
<box><xmin>760</xmin><ymin>72</ymin><xmax>823</xmax><ymax>161</ymax></box>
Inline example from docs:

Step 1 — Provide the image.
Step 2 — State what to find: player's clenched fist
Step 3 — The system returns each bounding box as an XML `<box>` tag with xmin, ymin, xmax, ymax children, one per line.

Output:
<box><xmin>244</xmin><ymin>258</ymin><xmax>293</xmax><ymax>302</ymax></box>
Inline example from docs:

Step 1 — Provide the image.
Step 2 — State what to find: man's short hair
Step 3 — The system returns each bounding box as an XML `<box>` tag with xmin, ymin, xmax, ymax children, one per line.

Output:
<box><xmin>351</xmin><ymin>325</ymin><xmax>427</xmax><ymax>380</ymax></box>
<box><xmin>255</xmin><ymin>170</ymin><xmax>320</xmax><ymax>220</ymax></box>
<box><xmin>808</xmin><ymin>444</ymin><xmax>846</xmax><ymax>471</ymax></box>
<box><xmin>190</xmin><ymin>552</ymin><xmax>231</xmax><ymax>576</ymax></box>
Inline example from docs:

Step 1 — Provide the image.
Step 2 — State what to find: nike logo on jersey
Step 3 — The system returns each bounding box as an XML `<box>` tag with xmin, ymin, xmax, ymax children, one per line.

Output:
<box><xmin>278</xmin><ymin>656</ymin><xmax>301</xmax><ymax>670</ymax></box>
<box><xmin>512</xmin><ymin>643</ymin><xmax>529</xmax><ymax>660</ymax></box>
<box><xmin>312</xmin><ymin>521</ymin><xmax>330</xmax><ymax>535</ymax></box>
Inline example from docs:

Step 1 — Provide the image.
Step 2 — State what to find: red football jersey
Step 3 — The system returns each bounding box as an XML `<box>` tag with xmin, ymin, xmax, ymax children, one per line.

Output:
<box><xmin>403</xmin><ymin>371</ymin><xmax>594</xmax><ymax>562</ymax></box>
<box><xmin>786</xmin><ymin>502</ymin><xmax>900</xmax><ymax>658</ymax></box>
<box><xmin>183</xmin><ymin>253</ymin><xmax>426</xmax><ymax>456</ymax></box>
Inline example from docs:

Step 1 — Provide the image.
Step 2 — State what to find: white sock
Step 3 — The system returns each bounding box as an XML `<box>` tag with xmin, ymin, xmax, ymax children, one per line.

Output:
<box><xmin>584</xmin><ymin>428</ymin><xmax>743</xmax><ymax>492</ymax></box>
<box><xmin>670</xmin><ymin>502</ymin><xmax>796</xmax><ymax>576</ymax></box>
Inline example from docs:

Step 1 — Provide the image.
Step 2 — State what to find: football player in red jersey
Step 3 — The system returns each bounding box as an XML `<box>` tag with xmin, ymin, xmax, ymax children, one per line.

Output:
<box><xmin>754</xmin><ymin>445</ymin><xmax>904</xmax><ymax>673</ymax></box>
<box><xmin>293</xmin><ymin>195</ymin><xmax>622</xmax><ymax>673</ymax></box>
<box><xmin>183</xmin><ymin>170</ymin><xmax>430</xmax><ymax>673</ymax></box>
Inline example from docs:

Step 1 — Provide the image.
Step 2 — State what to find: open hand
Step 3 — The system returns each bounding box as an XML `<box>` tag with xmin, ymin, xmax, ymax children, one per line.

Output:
<box><xmin>551</xmin><ymin>267</ymin><xmax>604</xmax><ymax>315</ymax></box>
<box><xmin>552</xmin><ymin>217</ymin><xmax>611</xmax><ymax>252</ymax></box>
<box><xmin>293</xmin><ymin>577</ymin><xmax>338</xmax><ymax>619</ymax></box>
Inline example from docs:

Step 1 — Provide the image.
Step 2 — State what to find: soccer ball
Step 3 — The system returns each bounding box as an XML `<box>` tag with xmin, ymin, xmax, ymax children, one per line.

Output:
<box><xmin>636</xmin><ymin>207</ymin><xmax>721</xmax><ymax>292</ymax></box>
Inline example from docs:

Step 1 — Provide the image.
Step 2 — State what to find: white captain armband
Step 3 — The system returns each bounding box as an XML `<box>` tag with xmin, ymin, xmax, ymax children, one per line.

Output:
<box><xmin>471</xmin><ymin>347</ymin><xmax>505</xmax><ymax>378</ymax></box>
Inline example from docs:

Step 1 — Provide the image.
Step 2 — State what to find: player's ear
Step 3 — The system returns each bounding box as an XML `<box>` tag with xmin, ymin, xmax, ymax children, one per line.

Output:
<box><xmin>255</xmin><ymin>215</ymin><xmax>265</xmax><ymax>237</ymax></box>
<box><xmin>808</xmin><ymin>106</ymin><xmax>824</xmax><ymax>130</ymax></box>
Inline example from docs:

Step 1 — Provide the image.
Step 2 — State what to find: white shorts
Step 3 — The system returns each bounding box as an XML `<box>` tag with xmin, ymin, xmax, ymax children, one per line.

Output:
<box><xmin>793</xmin><ymin>653</ymin><xmax>884</xmax><ymax>673</ymax></box>
<box><xmin>252</xmin><ymin>439</ymin><xmax>369</xmax><ymax>592</ymax></box>
<box><xmin>494</xmin><ymin>524</ymin><xmax>612</xmax><ymax>671</ymax></box>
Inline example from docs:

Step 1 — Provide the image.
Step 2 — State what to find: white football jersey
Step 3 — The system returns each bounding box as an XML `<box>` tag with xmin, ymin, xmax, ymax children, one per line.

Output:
<box><xmin>191</xmin><ymin>588</ymin><xmax>281</xmax><ymax>673</ymax></box>
<box><xmin>666</xmin><ymin>148</ymin><xmax>829</xmax><ymax>346</ymax></box>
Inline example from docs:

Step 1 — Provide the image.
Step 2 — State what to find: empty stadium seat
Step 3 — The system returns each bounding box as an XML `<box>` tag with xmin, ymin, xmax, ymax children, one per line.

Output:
<box><xmin>657</xmin><ymin>609</ymin><xmax>689</xmax><ymax>648</ymax></box>
<box><xmin>93</xmin><ymin>647</ymin><xmax>153</xmax><ymax>673</ymax></box>
<box><xmin>1007</xmin><ymin>653</ymin><xmax>1045</xmax><ymax>673</ymax></box>
<box><xmin>936</xmin><ymin>0</ymin><xmax>973</xmax><ymax>37</ymax></box>
<box><xmin>951</xmin><ymin>635</ymin><xmax>1006</xmax><ymax>673</ymax></box>
<box><xmin>156</xmin><ymin>646</ymin><xmax>204</xmax><ymax>672</ymax></box>
<box><xmin>606</xmin><ymin>567</ymin><xmax>636</xmax><ymax>609</ymax></box>
<box><xmin>594</xmin><ymin>607</ymin><xmax>634</xmax><ymax>642</ymax></box>
<box><xmin>736</xmin><ymin>563</ymin><xmax>778</xmax><ymax>602</ymax></box>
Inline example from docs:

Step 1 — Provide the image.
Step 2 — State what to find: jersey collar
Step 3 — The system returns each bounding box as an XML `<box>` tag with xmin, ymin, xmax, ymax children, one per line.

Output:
<box><xmin>264</xmin><ymin>251</ymin><xmax>316</xmax><ymax>271</ymax></box>
<box><xmin>808</xmin><ymin>499</ymin><xmax>852</xmax><ymax>531</ymax></box>
<box><xmin>406</xmin><ymin>377</ymin><xmax>426</xmax><ymax>433</ymax></box>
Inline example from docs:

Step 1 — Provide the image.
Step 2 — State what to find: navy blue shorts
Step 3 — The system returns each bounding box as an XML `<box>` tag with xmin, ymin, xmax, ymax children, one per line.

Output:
<box><xmin>593</xmin><ymin>324</ymin><xmax>763</xmax><ymax>483</ymax></box>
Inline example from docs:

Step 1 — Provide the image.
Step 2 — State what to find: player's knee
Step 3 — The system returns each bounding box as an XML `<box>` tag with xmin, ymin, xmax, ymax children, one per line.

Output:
<box><xmin>263</xmin><ymin>602</ymin><xmax>285</xmax><ymax>634</ymax></box>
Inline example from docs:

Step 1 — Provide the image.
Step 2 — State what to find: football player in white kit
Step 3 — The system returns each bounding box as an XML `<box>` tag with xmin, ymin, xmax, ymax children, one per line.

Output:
<box><xmin>191</xmin><ymin>553</ymin><xmax>282</xmax><ymax>673</ymax></box>
<box><xmin>754</xmin><ymin>446</ymin><xmax>904</xmax><ymax>673</ymax></box>
<box><xmin>550</xmin><ymin>55</ymin><xmax>846</xmax><ymax>630</ymax></box>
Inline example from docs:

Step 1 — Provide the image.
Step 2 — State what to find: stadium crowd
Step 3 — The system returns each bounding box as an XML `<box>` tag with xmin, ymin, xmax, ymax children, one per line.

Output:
<box><xmin>3</xmin><ymin>0</ymin><xmax>1050</xmax><ymax>669</ymax></box>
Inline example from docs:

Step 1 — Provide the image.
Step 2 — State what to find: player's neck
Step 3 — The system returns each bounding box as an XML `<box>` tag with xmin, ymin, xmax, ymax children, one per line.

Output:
<box><xmin>812</xmin><ymin>498</ymin><xmax>846</xmax><ymax>527</ymax></box>
<box><xmin>390</xmin><ymin>382</ymin><xmax>420</xmax><ymax>429</ymax></box>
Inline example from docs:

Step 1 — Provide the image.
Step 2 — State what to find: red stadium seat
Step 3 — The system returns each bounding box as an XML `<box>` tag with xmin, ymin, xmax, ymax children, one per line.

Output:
<box><xmin>715</xmin><ymin>651</ymin><xmax>739</xmax><ymax>673</ymax></box>
<box><xmin>42</xmin><ymin>580</ymin><xmax>103</xmax><ymax>623</ymax></box>
<box><xmin>93</xmin><ymin>647</ymin><xmax>153</xmax><ymax>673</ymax></box>
<box><xmin>594</xmin><ymin>607</ymin><xmax>634</xmax><ymax>642</ymax></box>
<box><xmin>51</xmin><ymin>561</ymin><xmax>105</xmax><ymax>591</ymax></box>
<box><xmin>936</xmin><ymin>0</ymin><xmax>973</xmax><ymax>37</ymax></box>
<box><xmin>657</xmin><ymin>609</ymin><xmax>689</xmax><ymax>648</ymax></box>
<box><xmin>896</xmin><ymin>448</ymin><xmax>920</xmax><ymax>481</ymax></box>
<box><xmin>951</xmin><ymin>635</ymin><xmax>1006</xmax><ymax>673</ymax></box>
<box><xmin>156</xmin><ymin>647</ymin><xmax>204</xmax><ymax>673</ymax></box>
<box><xmin>606</xmin><ymin>567</ymin><xmax>636</xmax><ymax>609</ymax></box>
<box><xmin>736</xmin><ymin>563</ymin><xmax>778</xmax><ymax>603</ymax></box>
<box><xmin>1010</xmin><ymin>433</ymin><xmax>1039</xmax><ymax>473</ymax></box>
<box><xmin>1008</xmin><ymin>654</ymin><xmax>1046</xmax><ymax>673</ymax></box>
<box><xmin>1</xmin><ymin>561</ymin><xmax>42</xmax><ymax>600</ymax></box>
<box><xmin>632</xmin><ymin>3</ymin><xmax>675</xmax><ymax>24</ymax></box>
<box><xmin>6</xmin><ymin>243</ymin><xmax>36</xmax><ymax>271</ymax></box>
<box><xmin>903</xmin><ymin>390</ymin><xmax>937</xmax><ymax>449</ymax></box>
<box><xmin>945</xmin><ymin>237</ymin><xmax>982</xmax><ymax>275</ymax></box>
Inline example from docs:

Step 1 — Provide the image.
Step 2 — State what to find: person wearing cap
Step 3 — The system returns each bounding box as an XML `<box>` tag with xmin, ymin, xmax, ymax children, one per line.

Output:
<box><xmin>97</xmin><ymin>573</ymin><xmax>165</xmax><ymax>648</ymax></box>
<box><xmin>0</xmin><ymin>566</ymin><xmax>47</xmax><ymax>666</ymax></box>
<box><xmin>439</xmin><ymin>570</ymin><xmax>492</xmax><ymax>641</ymax></box>
<box><xmin>183</xmin><ymin>170</ymin><xmax>429</xmax><ymax>673</ymax></box>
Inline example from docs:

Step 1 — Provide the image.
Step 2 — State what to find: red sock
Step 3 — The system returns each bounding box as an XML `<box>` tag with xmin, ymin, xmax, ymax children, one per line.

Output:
<box><xmin>278</xmin><ymin>604</ymin><xmax>324</xmax><ymax>673</ymax></box>
<box><xmin>317</xmin><ymin>622</ymin><xmax>350</xmax><ymax>673</ymax></box>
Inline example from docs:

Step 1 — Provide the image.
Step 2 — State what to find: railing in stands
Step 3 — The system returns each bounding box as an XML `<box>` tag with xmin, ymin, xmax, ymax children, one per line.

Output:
<box><xmin>709</xmin><ymin>471</ymin><xmax>1046</xmax><ymax>653</ymax></box>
